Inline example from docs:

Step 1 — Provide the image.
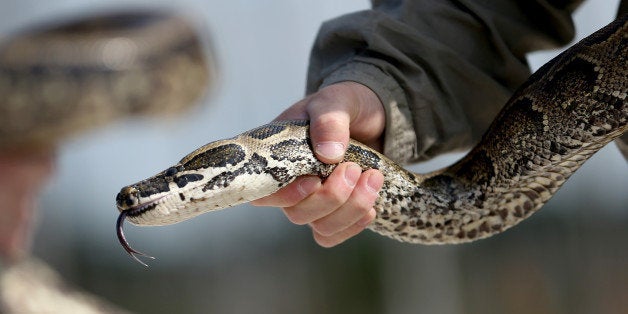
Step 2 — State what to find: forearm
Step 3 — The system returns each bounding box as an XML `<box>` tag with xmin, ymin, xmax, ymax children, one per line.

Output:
<box><xmin>307</xmin><ymin>0</ymin><xmax>581</xmax><ymax>163</ymax></box>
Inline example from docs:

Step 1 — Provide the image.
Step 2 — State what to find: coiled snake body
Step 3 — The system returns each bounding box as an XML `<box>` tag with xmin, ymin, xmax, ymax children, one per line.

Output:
<box><xmin>116</xmin><ymin>16</ymin><xmax>627</xmax><ymax>264</ymax></box>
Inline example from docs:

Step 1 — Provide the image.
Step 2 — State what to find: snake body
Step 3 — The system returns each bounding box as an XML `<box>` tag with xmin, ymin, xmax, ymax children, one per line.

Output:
<box><xmin>116</xmin><ymin>16</ymin><xmax>627</xmax><ymax>263</ymax></box>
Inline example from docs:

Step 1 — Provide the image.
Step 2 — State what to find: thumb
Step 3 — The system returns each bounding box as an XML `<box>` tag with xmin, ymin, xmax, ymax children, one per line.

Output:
<box><xmin>275</xmin><ymin>82</ymin><xmax>383</xmax><ymax>164</ymax></box>
<box><xmin>304</xmin><ymin>85</ymin><xmax>358</xmax><ymax>164</ymax></box>
<box><xmin>308</xmin><ymin>113</ymin><xmax>350</xmax><ymax>164</ymax></box>
<box><xmin>273</xmin><ymin>92</ymin><xmax>349</xmax><ymax>164</ymax></box>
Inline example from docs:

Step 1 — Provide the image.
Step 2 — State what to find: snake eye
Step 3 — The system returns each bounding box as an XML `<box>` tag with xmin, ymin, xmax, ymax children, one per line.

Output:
<box><xmin>165</xmin><ymin>166</ymin><xmax>178</xmax><ymax>177</ymax></box>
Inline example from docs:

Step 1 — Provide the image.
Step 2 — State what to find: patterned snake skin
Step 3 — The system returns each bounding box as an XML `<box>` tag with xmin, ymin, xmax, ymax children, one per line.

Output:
<box><xmin>116</xmin><ymin>16</ymin><xmax>627</xmax><ymax>265</ymax></box>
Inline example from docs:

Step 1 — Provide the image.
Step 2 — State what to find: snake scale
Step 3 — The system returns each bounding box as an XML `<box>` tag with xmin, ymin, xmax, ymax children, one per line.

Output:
<box><xmin>116</xmin><ymin>16</ymin><xmax>627</xmax><ymax>265</ymax></box>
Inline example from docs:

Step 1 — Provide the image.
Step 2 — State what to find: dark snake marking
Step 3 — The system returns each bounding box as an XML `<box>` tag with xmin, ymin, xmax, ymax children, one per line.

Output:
<box><xmin>174</xmin><ymin>173</ymin><xmax>204</xmax><ymax>188</ymax></box>
<box><xmin>245</xmin><ymin>120</ymin><xmax>310</xmax><ymax>141</ymax></box>
<box><xmin>270</xmin><ymin>139</ymin><xmax>312</xmax><ymax>162</ymax></box>
<box><xmin>344</xmin><ymin>144</ymin><xmax>382</xmax><ymax>170</ymax></box>
<box><xmin>134</xmin><ymin>176</ymin><xmax>170</xmax><ymax>198</ymax></box>
<box><xmin>450</xmin><ymin>149</ymin><xmax>495</xmax><ymax>187</ymax></box>
<box><xmin>267</xmin><ymin>167</ymin><xmax>293</xmax><ymax>186</ymax></box>
<box><xmin>183</xmin><ymin>143</ymin><xmax>246</xmax><ymax>170</ymax></box>
<box><xmin>202</xmin><ymin>153</ymin><xmax>268</xmax><ymax>191</ymax></box>
<box><xmin>245</xmin><ymin>123</ymin><xmax>287</xmax><ymax>140</ymax></box>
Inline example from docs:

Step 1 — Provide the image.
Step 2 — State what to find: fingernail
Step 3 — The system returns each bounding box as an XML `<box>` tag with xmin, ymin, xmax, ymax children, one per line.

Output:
<box><xmin>344</xmin><ymin>164</ymin><xmax>362</xmax><ymax>188</ymax></box>
<box><xmin>315</xmin><ymin>142</ymin><xmax>345</xmax><ymax>161</ymax></box>
<box><xmin>297</xmin><ymin>176</ymin><xmax>320</xmax><ymax>197</ymax></box>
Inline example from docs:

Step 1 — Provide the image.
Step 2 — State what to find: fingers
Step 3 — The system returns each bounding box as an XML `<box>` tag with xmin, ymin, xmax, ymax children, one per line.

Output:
<box><xmin>251</xmin><ymin>176</ymin><xmax>321</xmax><ymax>208</ymax></box>
<box><xmin>251</xmin><ymin>163</ymin><xmax>384</xmax><ymax>247</ymax></box>
<box><xmin>308</xmin><ymin>168</ymin><xmax>382</xmax><ymax>234</ymax></box>
<box><xmin>306</xmin><ymin>84</ymin><xmax>357</xmax><ymax>163</ymax></box>
<box><xmin>282</xmin><ymin>163</ymin><xmax>363</xmax><ymax>225</ymax></box>
<box><xmin>312</xmin><ymin>208</ymin><xmax>376</xmax><ymax>248</ymax></box>
<box><xmin>279</xmin><ymin>84</ymin><xmax>355</xmax><ymax>163</ymax></box>
<box><xmin>261</xmin><ymin>81</ymin><xmax>387</xmax><ymax>247</ymax></box>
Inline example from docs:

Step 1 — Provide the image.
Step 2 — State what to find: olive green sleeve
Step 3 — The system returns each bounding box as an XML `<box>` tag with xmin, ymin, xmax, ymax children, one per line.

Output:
<box><xmin>306</xmin><ymin>0</ymin><xmax>581</xmax><ymax>163</ymax></box>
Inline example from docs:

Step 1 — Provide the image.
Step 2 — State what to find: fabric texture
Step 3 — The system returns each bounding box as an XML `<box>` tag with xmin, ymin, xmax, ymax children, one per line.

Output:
<box><xmin>304</xmin><ymin>0</ymin><xmax>621</xmax><ymax>164</ymax></box>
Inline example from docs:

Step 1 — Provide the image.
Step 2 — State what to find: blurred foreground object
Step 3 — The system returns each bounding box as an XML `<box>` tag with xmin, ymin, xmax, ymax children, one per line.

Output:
<box><xmin>0</xmin><ymin>10</ymin><xmax>213</xmax><ymax>149</ymax></box>
<box><xmin>0</xmin><ymin>9</ymin><xmax>215</xmax><ymax>313</ymax></box>
<box><xmin>1</xmin><ymin>258</ymin><xmax>129</xmax><ymax>313</ymax></box>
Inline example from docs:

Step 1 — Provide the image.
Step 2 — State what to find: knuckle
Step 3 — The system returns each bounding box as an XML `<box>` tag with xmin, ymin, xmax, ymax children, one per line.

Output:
<box><xmin>283</xmin><ymin>208</ymin><xmax>311</xmax><ymax>225</ymax></box>
<box><xmin>364</xmin><ymin>208</ymin><xmax>377</xmax><ymax>223</ymax></box>
<box><xmin>353</xmin><ymin>200</ymin><xmax>373</xmax><ymax>215</ymax></box>
<box><xmin>318</xmin><ymin>181</ymin><xmax>352</xmax><ymax>204</ymax></box>
<box><xmin>310</xmin><ymin>220</ymin><xmax>334</xmax><ymax>237</ymax></box>
<box><xmin>321</xmin><ymin>189</ymin><xmax>349</xmax><ymax>205</ymax></box>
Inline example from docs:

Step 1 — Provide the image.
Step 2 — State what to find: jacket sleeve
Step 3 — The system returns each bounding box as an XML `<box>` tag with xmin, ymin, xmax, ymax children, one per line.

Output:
<box><xmin>306</xmin><ymin>0</ymin><xmax>581</xmax><ymax>164</ymax></box>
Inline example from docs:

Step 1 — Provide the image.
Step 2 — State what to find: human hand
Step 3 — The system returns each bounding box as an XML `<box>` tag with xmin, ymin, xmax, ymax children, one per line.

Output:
<box><xmin>252</xmin><ymin>81</ymin><xmax>386</xmax><ymax>247</ymax></box>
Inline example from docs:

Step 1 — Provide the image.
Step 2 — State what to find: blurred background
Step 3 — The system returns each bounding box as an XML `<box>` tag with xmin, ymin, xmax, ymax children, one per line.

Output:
<box><xmin>0</xmin><ymin>0</ymin><xmax>626</xmax><ymax>313</ymax></box>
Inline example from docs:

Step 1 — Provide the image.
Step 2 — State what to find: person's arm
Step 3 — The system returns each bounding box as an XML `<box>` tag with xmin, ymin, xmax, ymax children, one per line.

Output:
<box><xmin>255</xmin><ymin>0</ymin><xmax>582</xmax><ymax>247</ymax></box>
<box><xmin>308</xmin><ymin>0</ymin><xmax>580</xmax><ymax>163</ymax></box>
